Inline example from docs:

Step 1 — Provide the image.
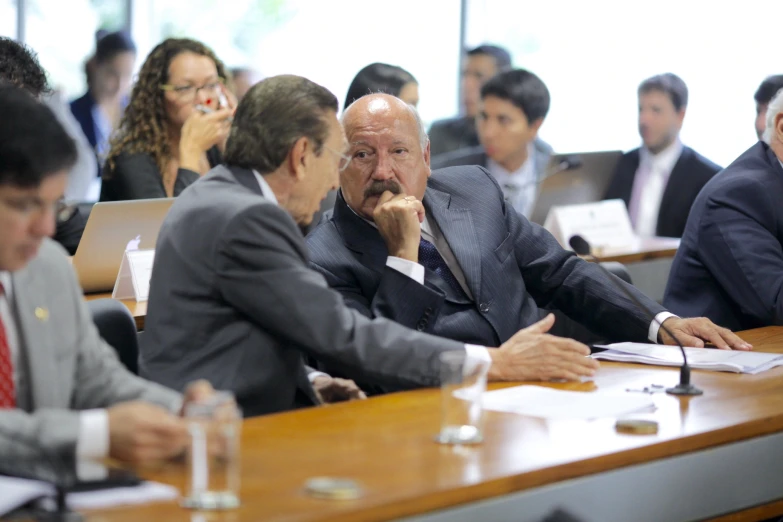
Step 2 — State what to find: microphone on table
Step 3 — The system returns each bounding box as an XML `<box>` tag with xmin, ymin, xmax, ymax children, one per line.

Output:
<box><xmin>568</xmin><ymin>234</ymin><xmax>703</xmax><ymax>397</ymax></box>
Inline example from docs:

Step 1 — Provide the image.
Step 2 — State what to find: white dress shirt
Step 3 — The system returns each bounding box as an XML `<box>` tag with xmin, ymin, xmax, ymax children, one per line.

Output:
<box><xmin>486</xmin><ymin>143</ymin><xmax>538</xmax><ymax>218</ymax></box>
<box><xmin>0</xmin><ymin>272</ymin><xmax>108</xmax><ymax>460</ymax></box>
<box><xmin>629</xmin><ymin>139</ymin><xmax>683</xmax><ymax>237</ymax></box>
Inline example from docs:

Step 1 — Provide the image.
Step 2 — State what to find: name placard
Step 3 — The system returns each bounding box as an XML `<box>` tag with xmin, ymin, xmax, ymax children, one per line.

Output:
<box><xmin>112</xmin><ymin>249</ymin><xmax>155</xmax><ymax>302</ymax></box>
<box><xmin>544</xmin><ymin>199</ymin><xmax>636</xmax><ymax>251</ymax></box>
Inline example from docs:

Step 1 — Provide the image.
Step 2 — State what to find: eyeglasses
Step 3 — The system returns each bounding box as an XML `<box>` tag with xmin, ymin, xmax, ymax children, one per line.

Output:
<box><xmin>0</xmin><ymin>196</ymin><xmax>77</xmax><ymax>223</ymax></box>
<box><xmin>160</xmin><ymin>78</ymin><xmax>224</xmax><ymax>102</ymax></box>
<box><xmin>324</xmin><ymin>145</ymin><xmax>352</xmax><ymax>172</ymax></box>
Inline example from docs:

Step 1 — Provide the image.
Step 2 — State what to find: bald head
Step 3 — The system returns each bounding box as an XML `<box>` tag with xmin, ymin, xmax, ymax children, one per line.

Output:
<box><xmin>339</xmin><ymin>93</ymin><xmax>432</xmax><ymax>220</ymax></box>
<box><xmin>343</xmin><ymin>94</ymin><xmax>428</xmax><ymax>149</ymax></box>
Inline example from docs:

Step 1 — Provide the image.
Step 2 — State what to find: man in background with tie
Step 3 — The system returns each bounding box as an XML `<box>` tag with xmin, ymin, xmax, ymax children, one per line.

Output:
<box><xmin>604</xmin><ymin>73</ymin><xmax>721</xmax><ymax>238</ymax></box>
<box><xmin>307</xmin><ymin>93</ymin><xmax>748</xmax><ymax>392</ymax></box>
<box><xmin>0</xmin><ymin>84</ymin><xmax>214</xmax><ymax>476</ymax></box>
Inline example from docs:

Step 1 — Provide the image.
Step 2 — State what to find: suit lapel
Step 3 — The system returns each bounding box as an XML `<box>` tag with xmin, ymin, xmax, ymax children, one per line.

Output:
<box><xmin>11</xmin><ymin>267</ymin><xmax>58</xmax><ymax>409</ymax></box>
<box><xmin>332</xmin><ymin>191</ymin><xmax>390</xmax><ymax>272</ymax></box>
<box><xmin>227</xmin><ymin>166</ymin><xmax>265</xmax><ymax>197</ymax></box>
<box><xmin>656</xmin><ymin>146</ymin><xmax>690</xmax><ymax>233</ymax></box>
<box><xmin>424</xmin><ymin>187</ymin><xmax>483</xmax><ymax>301</ymax></box>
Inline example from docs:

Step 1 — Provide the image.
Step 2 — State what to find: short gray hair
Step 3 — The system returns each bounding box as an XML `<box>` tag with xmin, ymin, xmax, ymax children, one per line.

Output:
<box><xmin>763</xmin><ymin>87</ymin><xmax>783</xmax><ymax>144</ymax></box>
<box><xmin>342</xmin><ymin>94</ymin><xmax>429</xmax><ymax>150</ymax></box>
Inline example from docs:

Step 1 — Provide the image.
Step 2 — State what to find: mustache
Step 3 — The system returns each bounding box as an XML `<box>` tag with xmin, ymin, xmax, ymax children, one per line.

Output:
<box><xmin>364</xmin><ymin>180</ymin><xmax>402</xmax><ymax>199</ymax></box>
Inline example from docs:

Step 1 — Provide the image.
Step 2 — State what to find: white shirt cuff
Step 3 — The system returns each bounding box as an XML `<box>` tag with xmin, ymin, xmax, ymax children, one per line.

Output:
<box><xmin>650</xmin><ymin>312</ymin><xmax>678</xmax><ymax>343</ymax></box>
<box><xmin>464</xmin><ymin>344</ymin><xmax>492</xmax><ymax>374</ymax></box>
<box><xmin>76</xmin><ymin>409</ymin><xmax>110</xmax><ymax>460</ymax></box>
<box><xmin>308</xmin><ymin>370</ymin><xmax>330</xmax><ymax>383</ymax></box>
<box><xmin>386</xmin><ymin>256</ymin><xmax>425</xmax><ymax>285</ymax></box>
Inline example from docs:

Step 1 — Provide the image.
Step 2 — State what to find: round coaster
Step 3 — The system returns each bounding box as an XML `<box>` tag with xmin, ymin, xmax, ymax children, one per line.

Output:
<box><xmin>304</xmin><ymin>477</ymin><xmax>363</xmax><ymax>500</ymax></box>
<box><xmin>615</xmin><ymin>419</ymin><xmax>659</xmax><ymax>435</ymax></box>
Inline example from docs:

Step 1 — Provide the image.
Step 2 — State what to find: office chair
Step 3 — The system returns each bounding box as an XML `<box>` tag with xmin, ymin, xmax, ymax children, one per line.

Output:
<box><xmin>86</xmin><ymin>298</ymin><xmax>139</xmax><ymax>375</ymax></box>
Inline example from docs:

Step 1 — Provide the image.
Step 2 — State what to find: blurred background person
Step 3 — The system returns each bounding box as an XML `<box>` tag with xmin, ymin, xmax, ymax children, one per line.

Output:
<box><xmin>101</xmin><ymin>38</ymin><xmax>235</xmax><ymax>201</ymax></box>
<box><xmin>343</xmin><ymin>62</ymin><xmax>419</xmax><ymax>110</ymax></box>
<box><xmin>432</xmin><ymin>69</ymin><xmax>552</xmax><ymax>219</ymax></box>
<box><xmin>70</xmin><ymin>30</ymin><xmax>136</xmax><ymax>180</ymax></box>
<box><xmin>0</xmin><ymin>36</ymin><xmax>94</xmax><ymax>253</ymax></box>
<box><xmin>230</xmin><ymin>66</ymin><xmax>262</xmax><ymax>101</ymax></box>
<box><xmin>428</xmin><ymin>44</ymin><xmax>512</xmax><ymax>157</ymax></box>
<box><xmin>754</xmin><ymin>75</ymin><xmax>783</xmax><ymax>140</ymax></box>
<box><xmin>604</xmin><ymin>73</ymin><xmax>721</xmax><ymax>238</ymax></box>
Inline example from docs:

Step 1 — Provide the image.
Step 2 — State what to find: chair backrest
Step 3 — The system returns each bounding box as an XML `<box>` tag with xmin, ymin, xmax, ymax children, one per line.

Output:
<box><xmin>86</xmin><ymin>298</ymin><xmax>138</xmax><ymax>374</ymax></box>
<box><xmin>600</xmin><ymin>261</ymin><xmax>633</xmax><ymax>285</ymax></box>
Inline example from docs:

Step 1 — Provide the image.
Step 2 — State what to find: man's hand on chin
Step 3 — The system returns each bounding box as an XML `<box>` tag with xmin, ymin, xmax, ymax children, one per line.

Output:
<box><xmin>312</xmin><ymin>375</ymin><xmax>367</xmax><ymax>404</ymax></box>
<box><xmin>658</xmin><ymin>317</ymin><xmax>753</xmax><ymax>350</ymax></box>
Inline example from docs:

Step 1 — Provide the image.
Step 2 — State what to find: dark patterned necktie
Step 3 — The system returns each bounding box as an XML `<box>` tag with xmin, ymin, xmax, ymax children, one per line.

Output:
<box><xmin>418</xmin><ymin>238</ymin><xmax>464</xmax><ymax>296</ymax></box>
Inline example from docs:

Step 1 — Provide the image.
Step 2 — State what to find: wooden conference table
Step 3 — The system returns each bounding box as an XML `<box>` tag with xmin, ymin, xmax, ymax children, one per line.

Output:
<box><xmin>82</xmin><ymin>327</ymin><xmax>783</xmax><ymax>521</ymax></box>
<box><xmin>82</xmin><ymin>237</ymin><xmax>681</xmax><ymax>333</ymax></box>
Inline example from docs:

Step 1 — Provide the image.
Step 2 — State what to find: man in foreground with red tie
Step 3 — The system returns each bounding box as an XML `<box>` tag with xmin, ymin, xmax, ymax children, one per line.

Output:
<box><xmin>0</xmin><ymin>83</ymin><xmax>214</xmax><ymax>475</ymax></box>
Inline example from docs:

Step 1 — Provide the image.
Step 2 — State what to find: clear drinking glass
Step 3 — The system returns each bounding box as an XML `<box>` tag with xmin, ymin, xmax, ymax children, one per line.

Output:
<box><xmin>435</xmin><ymin>351</ymin><xmax>489</xmax><ymax>444</ymax></box>
<box><xmin>181</xmin><ymin>391</ymin><xmax>242</xmax><ymax>510</ymax></box>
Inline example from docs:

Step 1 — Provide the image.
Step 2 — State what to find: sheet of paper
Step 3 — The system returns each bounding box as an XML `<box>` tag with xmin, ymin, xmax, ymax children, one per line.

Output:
<box><xmin>595</xmin><ymin>343</ymin><xmax>783</xmax><ymax>374</ymax></box>
<box><xmin>480</xmin><ymin>385</ymin><xmax>654</xmax><ymax>420</ymax></box>
<box><xmin>0</xmin><ymin>475</ymin><xmax>52</xmax><ymax>516</ymax></box>
<box><xmin>67</xmin><ymin>481</ymin><xmax>179</xmax><ymax>510</ymax></box>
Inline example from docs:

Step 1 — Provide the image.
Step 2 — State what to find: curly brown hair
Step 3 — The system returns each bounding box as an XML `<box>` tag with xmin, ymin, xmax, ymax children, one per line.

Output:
<box><xmin>105</xmin><ymin>37</ymin><xmax>230</xmax><ymax>180</ymax></box>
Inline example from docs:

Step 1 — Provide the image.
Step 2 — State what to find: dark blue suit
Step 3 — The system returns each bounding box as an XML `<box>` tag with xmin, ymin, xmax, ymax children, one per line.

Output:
<box><xmin>664</xmin><ymin>143</ymin><xmax>783</xmax><ymax>331</ymax></box>
<box><xmin>307</xmin><ymin>166</ymin><xmax>663</xmax><ymax>355</ymax></box>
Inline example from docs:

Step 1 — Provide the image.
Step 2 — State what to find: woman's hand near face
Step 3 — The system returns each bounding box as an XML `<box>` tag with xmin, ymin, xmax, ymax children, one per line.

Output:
<box><xmin>179</xmin><ymin>108</ymin><xmax>233</xmax><ymax>171</ymax></box>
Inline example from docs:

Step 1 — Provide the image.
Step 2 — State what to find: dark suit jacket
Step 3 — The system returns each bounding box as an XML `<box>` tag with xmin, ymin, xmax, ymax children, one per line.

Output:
<box><xmin>70</xmin><ymin>92</ymin><xmax>99</xmax><ymax>151</ymax></box>
<box><xmin>664</xmin><ymin>143</ymin><xmax>783</xmax><ymax>331</ymax></box>
<box><xmin>603</xmin><ymin>145</ymin><xmax>721</xmax><ymax>238</ymax></box>
<box><xmin>307</xmin><ymin>166</ymin><xmax>663</xmax><ymax>355</ymax></box>
<box><xmin>140</xmin><ymin>165</ymin><xmax>463</xmax><ymax>417</ymax></box>
<box><xmin>100</xmin><ymin>147</ymin><xmax>221</xmax><ymax>201</ymax></box>
<box><xmin>428</xmin><ymin>116</ymin><xmax>479</xmax><ymax>157</ymax></box>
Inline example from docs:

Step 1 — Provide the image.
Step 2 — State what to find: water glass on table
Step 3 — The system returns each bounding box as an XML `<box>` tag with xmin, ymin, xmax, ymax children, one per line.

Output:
<box><xmin>435</xmin><ymin>350</ymin><xmax>489</xmax><ymax>444</ymax></box>
<box><xmin>181</xmin><ymin>390</ymin><xmax>242</xmax><ymax>510</ymax></box>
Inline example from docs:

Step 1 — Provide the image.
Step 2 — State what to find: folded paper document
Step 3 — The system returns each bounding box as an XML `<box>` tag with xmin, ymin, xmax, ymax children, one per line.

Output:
<box><xmin>593</xmin><ymin>343</ymin><xmax>783</xmax><ymax>374</ymax></box>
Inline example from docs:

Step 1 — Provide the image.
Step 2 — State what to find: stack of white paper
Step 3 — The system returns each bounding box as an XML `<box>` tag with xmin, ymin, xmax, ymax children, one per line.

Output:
<box><xmin>479</xmin><ymin>385</ymin><xmax>655</xmax><ymax>420</ymax></box>
<box><xmin>0</xmin><ymin>475</ymin><xmax>178</xmax><ymax>517</ymax></box>
<box><xmin>593</xmin><ymin>343</ymin><xmax>783</xmax><ymax>374</ymax></box>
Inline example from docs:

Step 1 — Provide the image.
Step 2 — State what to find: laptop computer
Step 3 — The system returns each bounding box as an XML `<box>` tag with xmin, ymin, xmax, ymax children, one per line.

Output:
<box><xmin>73</xmin><ymin>198</ymin><xmax>174</xmax><ymax>293</ymax></box>
<box><xmin>528</xmin><ymin>150</ymin><xmax>623</xmax><ymax>225</ymax></box>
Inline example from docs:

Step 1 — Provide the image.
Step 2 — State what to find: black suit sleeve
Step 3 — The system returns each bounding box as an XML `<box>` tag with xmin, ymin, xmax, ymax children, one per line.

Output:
<box><xmin>313</xmin><ymin>261</ymin><xmax>447</xmax><ymax>333</ymax></box>
<box><xmin>101</xmin><ymin>153</ymin><xmax>199</xmax><ymax>201</ymax></box>
<box><xmin>53</xmin><ymin>208</ymin><xmax>86</xmax><ymax>255</ymax></box>
<box><xmin>697</xmin><ymin>177</ymin><xmax>783</xmax><ymax>325</ymax></box>
<box><xmin>215</xmin><ymin>203</ymin><xmax>463</xmax><ymax>389</ymax></box>
<box><xmin>500</xmin><ymin>185</ymin><xmax>663</xmax><ymax>342</ymax></box>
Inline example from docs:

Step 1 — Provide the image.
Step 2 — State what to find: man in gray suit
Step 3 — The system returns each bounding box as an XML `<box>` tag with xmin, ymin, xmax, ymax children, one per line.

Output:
<box><xmin>0</xmin><ymin>85</ymin><xmax>214</xmax><ymax>475</ymax></box>
<box><xmin>140</xmin><ymin>75</ymin><xmax>603</xmax><ymax>416</ymax></box>
<box><xmin>432</xmin><ymin>69</ymin><xmax>554</xmax><ymax>219</ymax></box>
<box><xmin>305</xmin><ymin>93</ymin><xmax>750</xmax><ymax>392</ymax></box>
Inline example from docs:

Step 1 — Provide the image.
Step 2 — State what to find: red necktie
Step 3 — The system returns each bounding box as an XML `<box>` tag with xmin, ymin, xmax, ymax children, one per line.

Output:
<box><xmin>0</xmin><ymin>283</ymin><xmax>15</xmax><ymax>408</ymax></box>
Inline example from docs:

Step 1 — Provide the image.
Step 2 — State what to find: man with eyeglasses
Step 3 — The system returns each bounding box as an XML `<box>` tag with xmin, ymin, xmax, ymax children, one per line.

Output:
<box><xmin>0</xmin><ymin>83</ymin><xmax>219</xmax><ymax>478</ymax></box>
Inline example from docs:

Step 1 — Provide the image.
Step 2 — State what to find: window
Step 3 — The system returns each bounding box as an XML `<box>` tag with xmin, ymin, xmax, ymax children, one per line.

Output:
<box><xmin>0</xmin><ymin>0</ymin><xmax>16</xmax><ymax>39</ymax></box>
<box><xmin>24</xmin><ymin>0</ymin><xmax>128</xmax><ymax>97</ymax></box>
<box><xmin>466</xmin><ymin>0</ymin><xmax>781</xmax><ymax>166</ymax></box>
<box><xmin>132</xmin><ymin>0</ymin><xmax>462</xmax><ymax>125</ymax></box>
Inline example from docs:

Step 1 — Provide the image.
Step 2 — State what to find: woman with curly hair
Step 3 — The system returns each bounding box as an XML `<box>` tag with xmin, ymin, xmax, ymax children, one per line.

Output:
<box><xmin>101</xmin><ymin>38</ymin><xmax>235</xmax><ymax>201</ymax></box>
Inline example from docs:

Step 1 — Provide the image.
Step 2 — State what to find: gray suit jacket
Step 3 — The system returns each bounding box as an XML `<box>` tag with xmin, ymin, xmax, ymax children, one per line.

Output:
<box><xmin>0</xmin><ymin>239</ymin><xmax>180</xmax><ymax>473</ymax></box>
<box><xmin>307</xmin><ymin>166</ymin><xmax>662</xmax><ymax>363</ymax></box>
<box><xmin>140</xmin><ymin>165</ymin><xmax>463</xmax><ymax>417</ymax></box>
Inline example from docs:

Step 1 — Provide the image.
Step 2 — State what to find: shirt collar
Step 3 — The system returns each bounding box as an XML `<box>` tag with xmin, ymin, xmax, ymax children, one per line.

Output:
<box><xmin>486</xmin><ymin>142</ymin><xmax>536</xmax><ymax>182</ymax></box>
<box><xmin>640</xmin><ymin>138</ymin><xmax>683</xmax><ymax>173</ymax></box>
<box><xmin>0</xmin><ymin>271</ymin><xmax>12</xmax><ymax>299</ymax></box>
<box><xmin>252</xmin><ymin>170</ymin><xmax>278</xmax><ymax>205</ymax></box>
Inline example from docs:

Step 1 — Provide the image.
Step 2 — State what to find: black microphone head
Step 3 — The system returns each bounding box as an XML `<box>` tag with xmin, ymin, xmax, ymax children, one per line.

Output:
<box><xmin>569</xmin><ymin>235</ymin><xmax>591</xmax><ymax>256</ymax></box>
